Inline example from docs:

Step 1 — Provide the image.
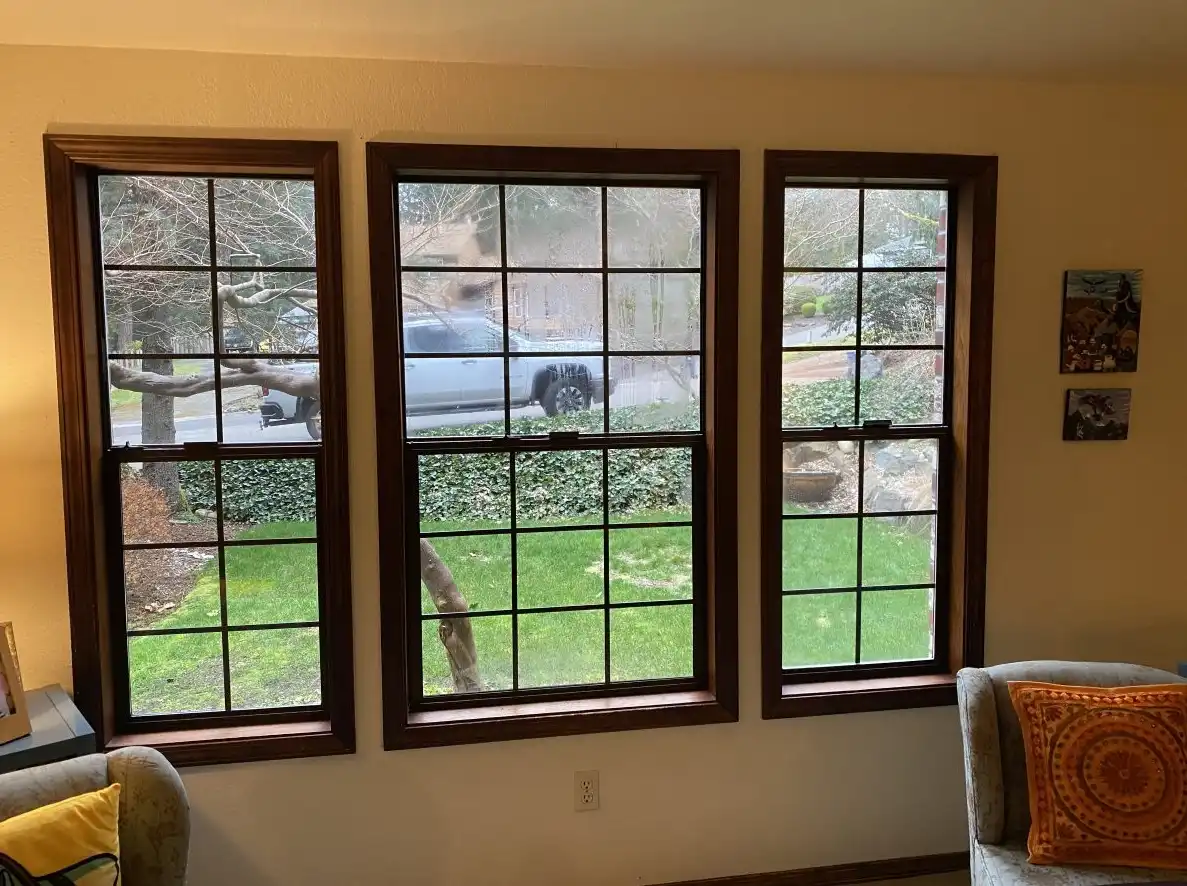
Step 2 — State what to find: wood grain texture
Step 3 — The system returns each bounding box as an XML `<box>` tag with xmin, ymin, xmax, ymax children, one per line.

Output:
<box><xmin>656</xmin><ymin>851</ymin><xmax>969</xmax><ymax>886</ymax></box>
<box><xmin>43</xmin><ymin>134</ymin><xmax>355</xmax><ymax>766</ymax></box>
<box><xmin>368</xmin><ymin>143</ymin><xmax>741</xmax><ymax>749</ymax></box>
<box><xmin>760</xmin><ymin>151</ymin><xmax>997</xmax><ymax>720</ymax></box>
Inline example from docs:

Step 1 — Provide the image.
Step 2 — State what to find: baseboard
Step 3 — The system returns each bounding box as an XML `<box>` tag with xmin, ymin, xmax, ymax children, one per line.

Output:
<box><xmin>656</xmin><ymin>850</ymin><xmax>970</xmax><ymax>886</ymax></box>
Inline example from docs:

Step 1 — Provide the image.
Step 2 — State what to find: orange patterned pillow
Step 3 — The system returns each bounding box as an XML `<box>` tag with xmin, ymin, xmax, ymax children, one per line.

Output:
<box><xmin>1009</xmin><ymin>681</ymin><xmax>1187</xmax><ymax>868</ymax></box>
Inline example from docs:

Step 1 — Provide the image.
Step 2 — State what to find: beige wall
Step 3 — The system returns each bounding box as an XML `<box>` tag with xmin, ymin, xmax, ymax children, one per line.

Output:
<box><xmin>1</xmin><ymin>44</ymin><xmax>1185</xmax><ymax>885</ymax></box>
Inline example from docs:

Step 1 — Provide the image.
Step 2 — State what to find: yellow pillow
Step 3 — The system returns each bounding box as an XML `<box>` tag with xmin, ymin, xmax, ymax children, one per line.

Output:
<box><xmin>0</xmin><ymin>784</ymin><xmax>120</xmax><ymax>885</ymax></box>
<box><xmin>1009</xmin><ymin>681</ymin><xmax>1187</xmax><ymax>869</ymax></box>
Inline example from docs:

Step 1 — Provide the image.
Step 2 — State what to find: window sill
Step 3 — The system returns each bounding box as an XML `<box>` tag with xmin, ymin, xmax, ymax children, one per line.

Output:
<box><xmin>106</xmin><ymin>719</ymin><xmax>354</xmax><ymax>767</ymax></box>
<box><xmin>390</xmin><ymin>689</ymin><xmax>736</xmax><ymax>749</ymax></box>
<box><xmin>764</xmin><ymin>673</ymin><xmax>957</xmax><ymax>719</ymax></box>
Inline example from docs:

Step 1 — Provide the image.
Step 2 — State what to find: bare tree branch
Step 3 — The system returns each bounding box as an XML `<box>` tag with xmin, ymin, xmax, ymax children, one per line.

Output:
<box><xmin>108</xmin><ymin>359</ymin><xmax>319</xmax><ymax>400</ymax></box>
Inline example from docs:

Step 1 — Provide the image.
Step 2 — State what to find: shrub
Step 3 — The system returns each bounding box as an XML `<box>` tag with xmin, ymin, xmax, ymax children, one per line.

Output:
<box><xmin>181</xmin><ymin>403</ymin><xmax>700</xmax><ymax>526</ymax></box>
<box><xmin>801</xmin><ymin>302</ymin><xmax>817</xmax><ymax>318</ymax></box>
<box><xmin>817</xmin><ymin>295</ymin><xmax>834</xmax><ymax>316</ymax></box>
<box><xmin>781</xmin><ymin>358</ymin><xmax>932</xmax><ymax>427</ymax></box>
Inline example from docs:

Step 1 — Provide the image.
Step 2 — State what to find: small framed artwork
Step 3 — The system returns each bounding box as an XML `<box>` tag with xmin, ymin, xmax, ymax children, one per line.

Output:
<box><xmin>1064</xmin><ymin>388</ymin><xmax>1132</xmax><ymax>441</ymax></box>
<box><xmin>0</xmin><ymin>622</ymin><xmax>31</xmax><ymax>744</ymax></box>
<box><xmin>1060</xmin><ymin>270</ymin><xmax>1142</xmax><ymax>373</ymax></box>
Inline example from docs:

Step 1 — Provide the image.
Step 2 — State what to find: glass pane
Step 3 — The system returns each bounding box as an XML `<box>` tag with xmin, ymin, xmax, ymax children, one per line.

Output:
<box><xmin>506</xmin><ymin>185</ymin><xmax>601</xmax><ymax>268</ymax></box>
<box><xmin>228</xmin><ymin>627</ymin><xmax>321</xmax><ymax>710</ymax></box>
<box><xmin>124</xmin><ymin>548</ymin><xmax>220</xmax><ymax>630</ymax></box>
<box><xmin>217</xmin><ymin>459</ymin><xmax>318</xmax><ymax>538</ymax></box>
<box><xmin>502</xmin><ymin>355</ymin><xmax>608</xmax><ymax>433</ymax></box>
<box><xmin>225</xmin><ymin>543</ymin><xmax>319</xmax><ymax>626</ymax></box>
<box><xmin>607</xmin><ymin>356</ymin><xmax>699</xmax><ymax>432</ymax></box>
<box><xmin>418</xmin><ymin>453</ymin><xmax>510</xmax><ymax>530</ymax></box>
<box><xmin>859</xmin><ymin>350</ymin><xmax>942</xmax><ymax>425</ymax></box>
<box><xmin>781</xmin><ymin>441</ymin><xmax>857</xmax><ymax>516</ymax></box>
<box><xmin>402</xmin><ymin>272</ymin><xmax>503</xmax><ymax>352</ymax></box>
<box><xmin>608</xmin><ymin>447</ymin><xmax>692</xmax><ymax>524</ymax></box>
<box><xmin>419</xmin><ymin>534</ymin><xmax>512</xmax><ymax>614</ymax></box>
<box><xmin>783</xmin><ymin>188</ymin><xmax>859</xmax><ymax>268</ymax></box>
<box><xmin>241</xmin><ymin>359</ymin><xmax>321</xmax><ymax>444</ymax></box>
<box><xmin>607</xmin><ymin>187</ymin><xmax>701</xmax><ymax>268</ymax></box>
<box><xmin>518</xmin><ymin>610</ymin><xmax>605</xmax><ymax>688</ymax></box>
<box><xmin>98</xmin><ymin>175</ymin><xmax>210</xmax><ymax>266</ymax></box>
<box><xmin>860</xmin><ymin>588</ymin><xmax>934</xmax><ymax>663</ymax></box>
<box><xmin>782</xmin><ymin>273</ymin><xmax>855</xmax><ymax>348</ymax></box>
<box><xmin>128</xmin><ymin>632</ymin><xmax>224</xmax><ymax>716</ymax></box>
<box><xmin>217</xmin><ymin>271</ymin><xmax>318</xmax><ymax>355</ymax></box>
<box><xmin>103</xmin><ymin>270</ymin><xmax>212</xmax><ymax>356</ymax></box>
<box><xmin>782</xmin><ymin>593</ymin><xmax>857</xmax><ymax>669</ymax></box>
<box><xmin>398</xmin><ymin>183</ymin><xmax>500</xmax><ymax>267</ymax></box>
<box><xmin>782</xmin><ymin>518</ymin><xmax>857</xmax><ymax>590</ymax></box>
<box><xmin>863</xmin><ymin>189</ymin><xmax>947</xmax><ymax>269</ymax></box>
<box><xmin>862</xmin><ymin>516</ymin><xmax>937</xmax><ymax>587</ymax></box>
<box><xmin>860</xmin><ymin>271</ymin><xmax>944</xmax><ymax>346</ymax></box>
<box><xmin>508</xmin><ymin>273</ymin><xmax>602</xmax><ymax>348</ymax></box>
<box><xmin>405</xmin><ymin>356</ymin><xmax>507</xmax><ymax>438</ymax></box>
<box><xmin>863</xmin><ymin>439</ymin><xmax>938</xmax><ymax>513</ymax></box>
<box><xmin>609</xmin><ymin>526</ymin><xmax>692</xmax><ymax>603</ymax></box>
<box><xmin>516</xmin><ymin>450</ymin><xmax>603</xmax><ymax>527</ymax></box>
<box><xmin>215</xmin><ymin>178</ymin><xmax>316</xmax><ymax>267</ymax></box>
<box><xmin>109</xmin><ymin>358</ymin><xmax>215</xmax><ymax>447</ymax></box>
<box><xmin>610</xmin><ymin>604</ymin><xmax>693</xmax><ymax>681</ymax></box>
<box><xmin>421</xmin><ymin>615</ymin><xmax>513</xmax><ymax>696</ymax></box>
<box><xmin>122</xmin><ymin>461</ymin><xmax>216</xmax><ymax>545</ymax></box>
<box><xmin>781</xmin><ymin>351</ymin><xmax>855</xmax><ymax>428</ymax></box>
<box><xmin>608</xmin><ymin>273</ymin><xmax>699</xmax><ymax>351</ymax></box>
<box><xmin>518</xmin><ymin>530</ymin><xmax>604</xmax><ymax>608</ymax></box>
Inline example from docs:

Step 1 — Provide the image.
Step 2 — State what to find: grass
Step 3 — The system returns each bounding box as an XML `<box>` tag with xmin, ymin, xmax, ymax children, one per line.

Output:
<box><xmin>127</xmin><ymin>510</ymin><xmax>934</xmax><ymax>713</ymax></box>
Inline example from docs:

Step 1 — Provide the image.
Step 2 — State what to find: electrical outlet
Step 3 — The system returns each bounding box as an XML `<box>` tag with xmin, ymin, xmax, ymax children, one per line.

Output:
<box><xmin>574</xmin><ymin>770</ymin><xmax>600</xmax><ymax>811</ymax></box>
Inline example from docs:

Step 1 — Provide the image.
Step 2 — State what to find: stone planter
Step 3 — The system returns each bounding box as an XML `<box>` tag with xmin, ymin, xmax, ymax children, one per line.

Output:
<box><xmin>783</xmin><ymin>469</ymin><xmax>840</xmax><ymax>504</ymax></box>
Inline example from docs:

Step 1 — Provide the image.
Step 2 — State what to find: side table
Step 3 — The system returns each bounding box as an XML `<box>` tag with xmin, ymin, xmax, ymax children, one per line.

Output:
<box><xmin>0</xmin><ymin>685</ymin><xmax>96</xmax><ymax>775</ymax></box>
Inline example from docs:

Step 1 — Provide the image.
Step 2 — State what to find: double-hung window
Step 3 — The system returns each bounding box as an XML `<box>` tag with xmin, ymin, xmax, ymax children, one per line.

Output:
<box><xmin>45</xmin><ymin>136</ymin><xmax>354</xmax><ymax>764</ymax></box>
<box><xmin>368</xmin><ymin>145</ymin><xmax>739</xmax><ymax>747</ymax></box>
<box><xmin>761</xmin><ymin>151</ymin><xmax>997</xmax><ymax>718</ymax></box>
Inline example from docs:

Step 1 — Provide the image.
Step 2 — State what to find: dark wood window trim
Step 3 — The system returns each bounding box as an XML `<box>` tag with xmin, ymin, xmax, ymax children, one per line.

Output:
<box><xmin>760</xmin><ymin>151</ymin><xmax>997</xmax><ymax>719</ymax></box>
<box><xmin>44</xmin><ymin>135</ymin><xmax>354</xmax><ymax>766</ymax></box>
<box><xmin>367</xmin><ymin>144</ymin><xmax>739</xmax><ymax>749</ymax></box>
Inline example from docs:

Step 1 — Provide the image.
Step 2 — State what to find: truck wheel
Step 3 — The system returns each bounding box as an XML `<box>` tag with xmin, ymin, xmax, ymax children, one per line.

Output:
<box><xmin>305</xmin><ymin>401</ymin><xmax>323</xmax><ymax>440</ymax></box>
<box><xmin>541</xmin><ymin>377</ymin><xmax>589</xmax><ymax>416</ymax></box>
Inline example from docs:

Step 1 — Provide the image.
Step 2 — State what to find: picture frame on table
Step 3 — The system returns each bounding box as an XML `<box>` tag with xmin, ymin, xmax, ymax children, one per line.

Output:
<box><xmin>0</xmin><ymin>622</ymin><xmax>31</xmax><ymax>744</ymax></box>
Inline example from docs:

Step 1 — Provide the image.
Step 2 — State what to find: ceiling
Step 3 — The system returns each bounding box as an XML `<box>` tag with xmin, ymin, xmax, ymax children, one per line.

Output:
<box><xmin>4</xmin><ymin>0</ymin><xmax>1187</xmax><ymax>76</ymax></box>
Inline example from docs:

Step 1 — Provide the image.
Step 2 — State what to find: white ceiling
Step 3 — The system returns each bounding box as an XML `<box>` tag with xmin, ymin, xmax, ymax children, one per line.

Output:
<box><xmin>4</xmin><ymin>0</ymin><xmax>1187</xmax><ymax>76</ymax></box>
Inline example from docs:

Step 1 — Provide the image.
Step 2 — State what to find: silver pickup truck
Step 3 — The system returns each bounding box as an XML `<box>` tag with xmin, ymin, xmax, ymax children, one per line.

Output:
<box><xmin>260</xmin><ymin>316</ymin><xmax>614</xmax><ymax>439</ymax></box>
<box><xmin>401</xmin><ymin>315</ymin><xmax>613</xmax><ymax>418</ymax></box>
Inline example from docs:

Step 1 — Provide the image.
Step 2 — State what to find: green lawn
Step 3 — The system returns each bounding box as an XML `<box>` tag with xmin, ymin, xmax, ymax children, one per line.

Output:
<box><xmin>128</xmin><ymin>511</ymin><xmax>934</xmax><ymax>713</ymax></box>
<box><xmin>128</xmin><ymin>522</ymin><xmax>322</xmax><ymax>716</ymax></box>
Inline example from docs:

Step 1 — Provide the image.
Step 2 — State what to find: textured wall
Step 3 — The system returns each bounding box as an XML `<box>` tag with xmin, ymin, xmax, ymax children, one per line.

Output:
<box><xmin>1</xmin><ymin>44</ymin><xmax>1184</xmax><ymax>885</ymax></box>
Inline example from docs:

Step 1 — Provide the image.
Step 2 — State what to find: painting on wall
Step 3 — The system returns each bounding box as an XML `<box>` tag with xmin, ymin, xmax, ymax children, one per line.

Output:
<box><xmin>1060</xmin><ymin>270</ymin><xmax>1142</xmax><ymax>373</ymax></box>
<box><xmin>1063</xmin><ymin>388</ymin><xmax>1131</xmax><ymax>441</ymax></box>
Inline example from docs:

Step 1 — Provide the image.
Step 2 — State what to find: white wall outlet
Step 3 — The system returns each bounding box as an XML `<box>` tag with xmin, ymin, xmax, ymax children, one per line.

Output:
<box><xmin>574</xmin><ymin>770</ymin><xmax>600</xmax><ymax>812</ymax></box>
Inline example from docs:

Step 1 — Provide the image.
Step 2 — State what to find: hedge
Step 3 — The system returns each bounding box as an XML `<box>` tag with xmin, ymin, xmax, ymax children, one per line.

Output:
<box><xmin>782</xmin><ymin>358</ymin><xmax>934</xmax><ymax>427</ymax></box>
<box><xmin>180</xmin><ymin>403</ymin><xmax>698</xmax><ymax>526</ymax></box>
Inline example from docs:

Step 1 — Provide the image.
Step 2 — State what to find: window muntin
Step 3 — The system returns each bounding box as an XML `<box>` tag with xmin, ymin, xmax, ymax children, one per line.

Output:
<box><xmin>396</xmin><ymin>179</ymin><xmax>707</xmax><ymax>704</ymax></box>
<box><xmin>98</xmin><ymin>173</ymin><xmax>332</xmax><ymax>724</ymax></box>
<box><xmin>777</xmin><ymin>185</ymin><xmax>951</xmax><ymax>675</ymax></box>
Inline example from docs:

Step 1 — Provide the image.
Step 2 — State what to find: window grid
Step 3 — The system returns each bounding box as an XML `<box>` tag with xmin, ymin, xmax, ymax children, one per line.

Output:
<box><xmin>395</xmin><ymin>178</ymin><xmax>708</xmax><ymax>708</ymax></box>
<box><xmin>96</xmin><ymin>172</ymin><xmax>329</xmax><ymax>724</ymax></box>
<box><xmin>779</xmin><ymin>183</ymin><xmax>954</xmax><ymax>677</ymax></box>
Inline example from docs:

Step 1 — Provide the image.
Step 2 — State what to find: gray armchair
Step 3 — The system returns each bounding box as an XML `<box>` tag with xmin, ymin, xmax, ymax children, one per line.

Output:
<box><xmin>0</xmin><ymin>747</ymin><xmax>188</xmax><ymax>885</ymax></box>
<box><xmin>957</xmin><ymin>662</ymin><xmax>1187</xmax><ymax>886</ymax></box>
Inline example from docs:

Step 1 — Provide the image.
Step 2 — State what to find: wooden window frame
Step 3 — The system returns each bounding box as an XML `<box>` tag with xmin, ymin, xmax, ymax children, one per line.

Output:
<box><xmin>44</xmin><ymin>135</ymin><xmax>355</xmax><ymax>766</ymax></box>
<box><xmin>760</xmin><ymin>151</ymin><xmax>997</xmax><ymax>719</ymax></box>
<box><xmin>367</xmin><ymin>144</ymin><xmax>740</xmax><ymax>749</ymax></box>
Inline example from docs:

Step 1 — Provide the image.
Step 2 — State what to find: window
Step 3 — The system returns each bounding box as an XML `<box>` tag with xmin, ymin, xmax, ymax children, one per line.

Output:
<box><xmin>45</xmin><ymin>136</ymin><xmax>353</xmax><ymax>765</ymax></box>
<box><xmin>368</xmin><ymin>144</ymin><xmax>739</xmax><ymax>748</ymax></box>
<box><xmin>761</xmin><ymin>151</ymin><xmax>997</xmax><ymax>718</ymax></box>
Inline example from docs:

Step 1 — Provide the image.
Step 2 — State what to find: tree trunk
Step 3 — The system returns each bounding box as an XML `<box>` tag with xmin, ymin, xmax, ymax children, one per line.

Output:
<box><xmin>419</xmin><ymin>538</ymin><xmax>482</xmax><ymax>692</ymax></box>
<box><xmin>139</xmin><ymin>313</ymin><xmax>180</xmax><ymax>510</ymax></box>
